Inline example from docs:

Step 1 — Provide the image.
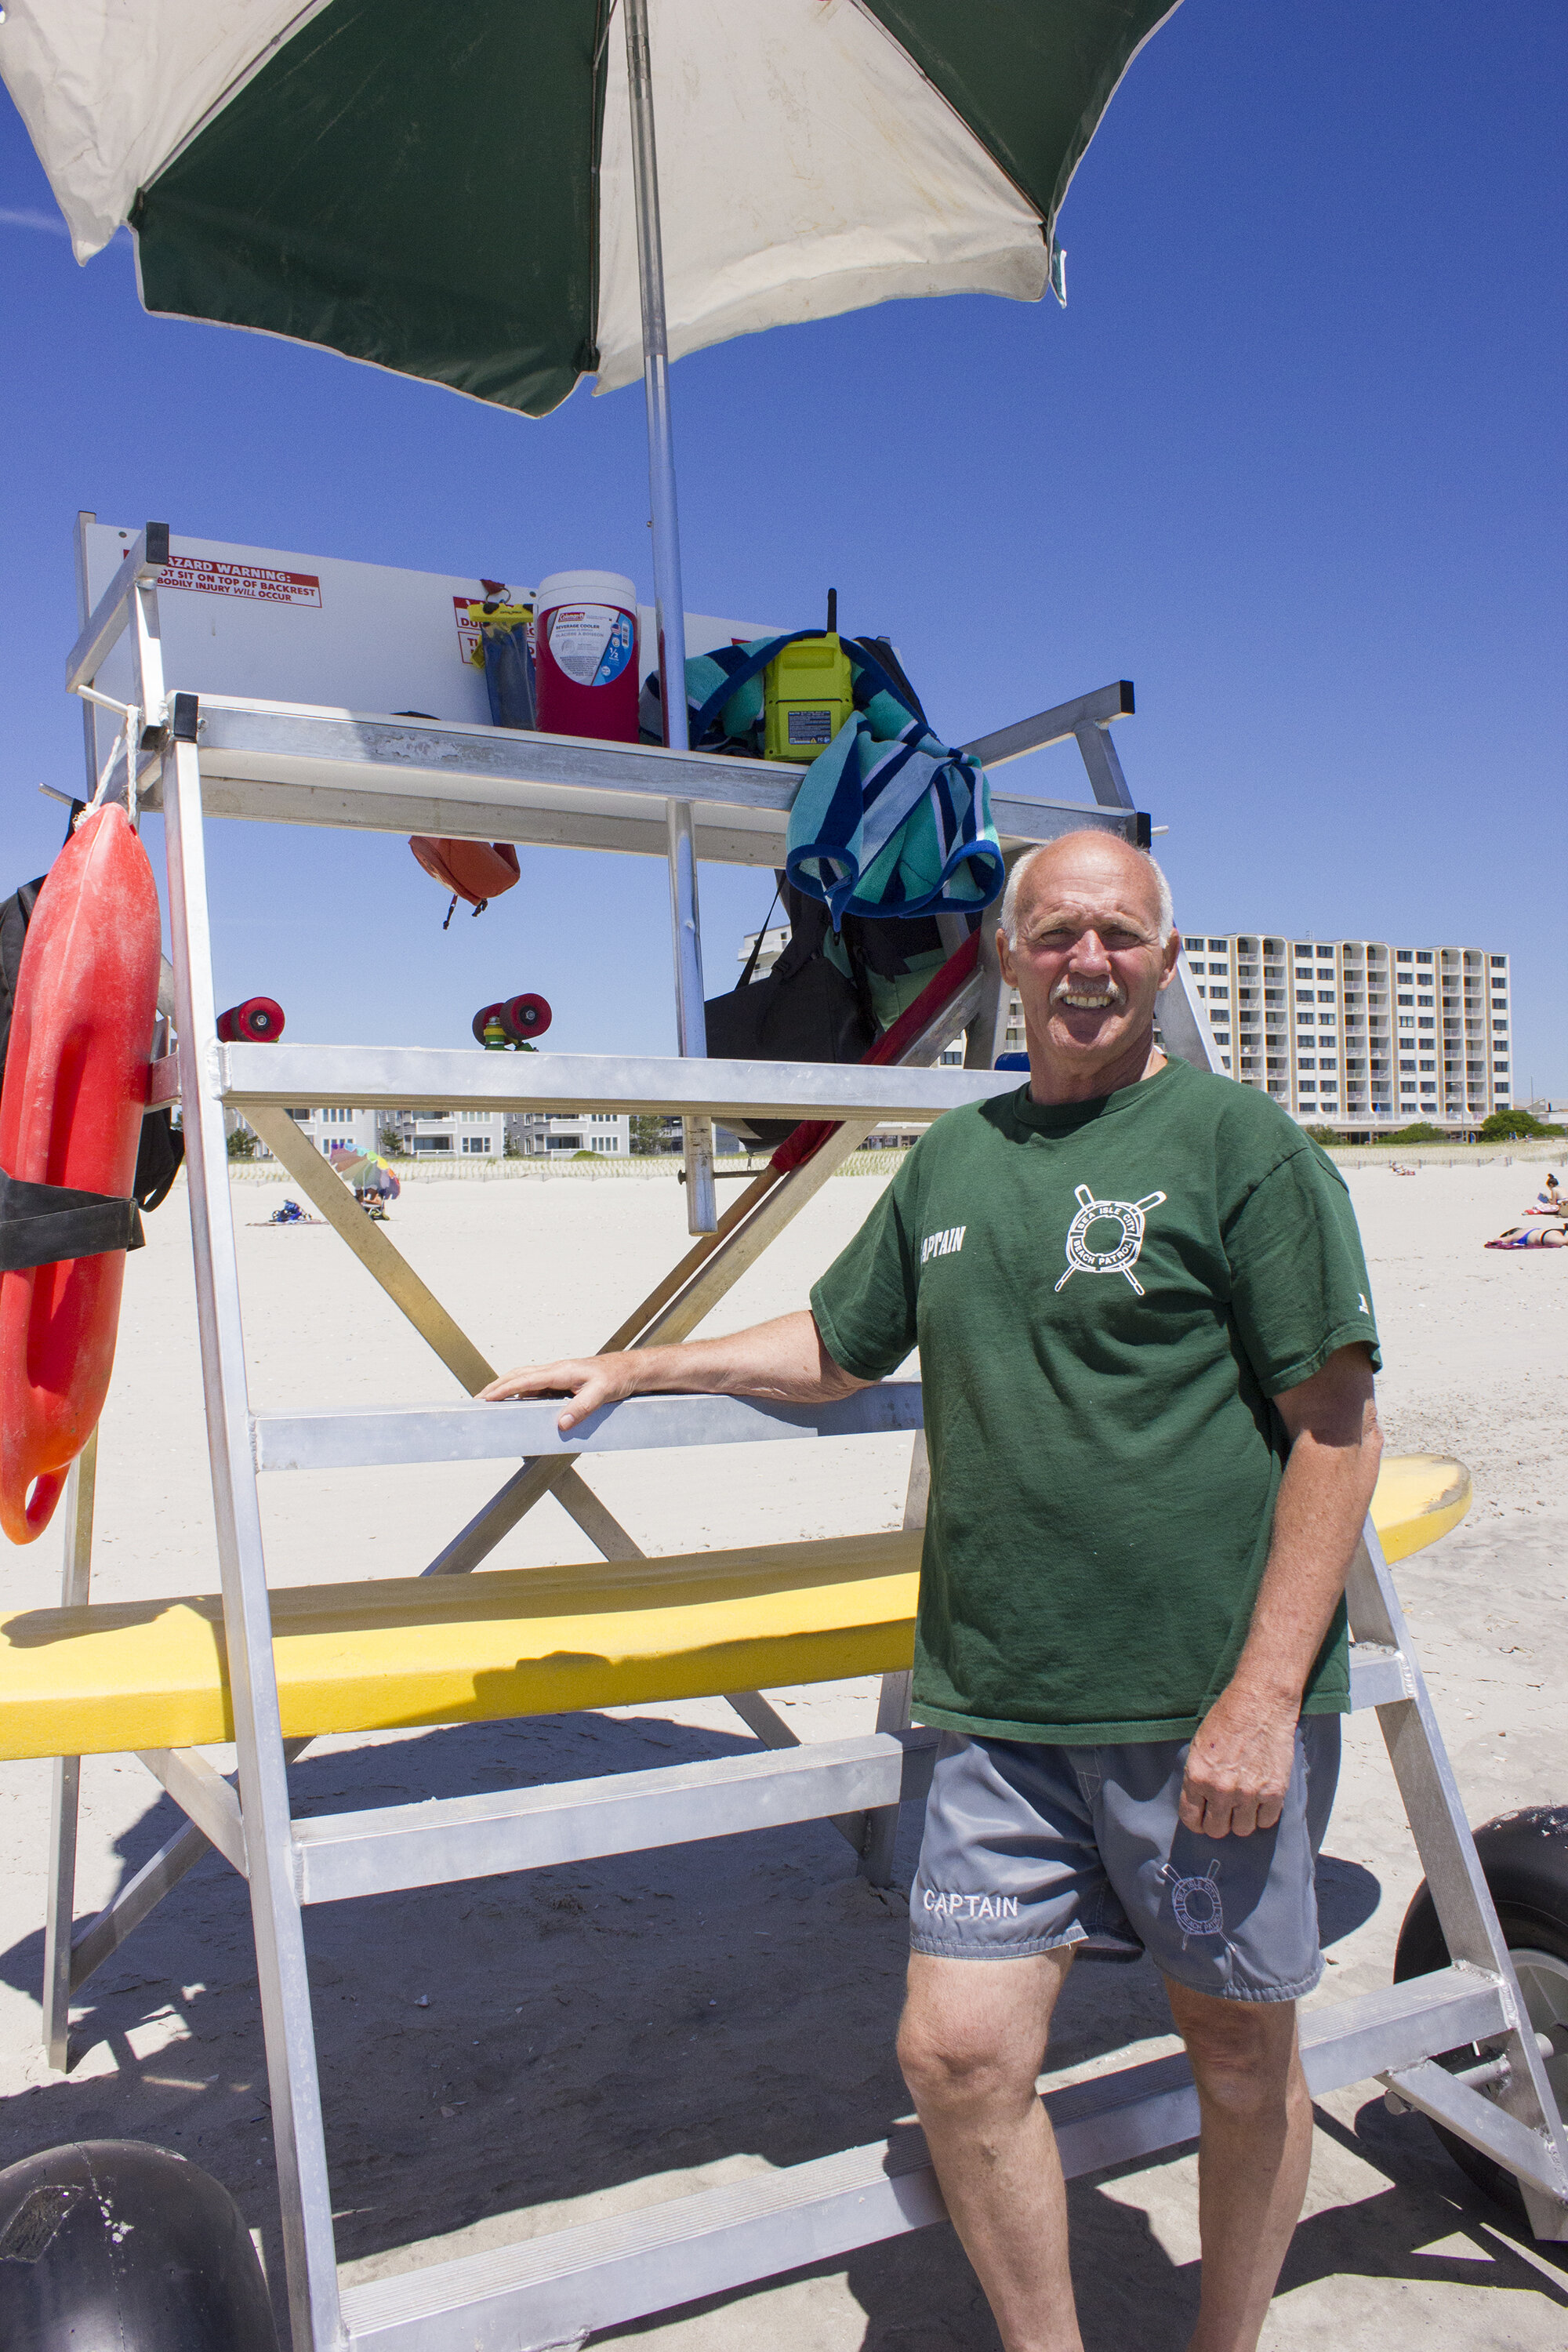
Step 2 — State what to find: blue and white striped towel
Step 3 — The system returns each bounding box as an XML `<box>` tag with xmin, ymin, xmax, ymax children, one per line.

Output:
<box><xmin>785</xmin><ymin>713</ymin><xmax>1004</xmax><ymax>927</ymax></box>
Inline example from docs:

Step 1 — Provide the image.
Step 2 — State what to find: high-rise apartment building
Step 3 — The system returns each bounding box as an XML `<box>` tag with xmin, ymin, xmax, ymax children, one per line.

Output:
<box><xmin>743</xmin><ymin>922</ymin><xmax>1513</xmax><ymax>1140</ymax></box>
<box><xmin>1175</xmin><ymin>935</ymin><xmax>1512</xmax><ymax>1134</ymax></box>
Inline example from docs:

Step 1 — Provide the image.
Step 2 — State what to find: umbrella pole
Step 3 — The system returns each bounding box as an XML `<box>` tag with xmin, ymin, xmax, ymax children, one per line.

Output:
<box><xmin>624</xmin><ymin>0</ymin><xmax>717</xmax><ymax>1232</ymax></box>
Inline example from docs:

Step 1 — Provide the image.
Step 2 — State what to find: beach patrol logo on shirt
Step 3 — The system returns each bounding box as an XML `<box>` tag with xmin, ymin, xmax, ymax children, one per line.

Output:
<box><xmin>1055</xmin><ymin>1183</ymin><xmax>1167</xmax><ymax>1297</ymax></box>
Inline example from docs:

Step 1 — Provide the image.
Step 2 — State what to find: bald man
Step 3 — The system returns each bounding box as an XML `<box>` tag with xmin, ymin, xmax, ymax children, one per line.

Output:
<box><xmin>485</xmin><ymin>832</ymin><xmax>1384</xmax><ymax>2352</ymax></box>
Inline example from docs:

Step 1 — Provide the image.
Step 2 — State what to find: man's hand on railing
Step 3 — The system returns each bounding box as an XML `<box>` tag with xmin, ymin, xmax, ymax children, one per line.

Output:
<box><xmin>480</xmin><ymin>1309</ymin><xmax>867</xmax><ymax>1432</ymax></box>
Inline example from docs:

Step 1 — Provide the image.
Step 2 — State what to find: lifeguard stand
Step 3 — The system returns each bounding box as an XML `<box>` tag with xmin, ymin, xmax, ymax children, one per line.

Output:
<box><xmin>29</xmin><ymin>517</ymin><xmax>1566</xmax><ymax>2352</ymax></box>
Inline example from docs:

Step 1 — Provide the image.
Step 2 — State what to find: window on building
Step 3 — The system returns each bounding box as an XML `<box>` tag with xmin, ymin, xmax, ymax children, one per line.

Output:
<box><xmin>1416</xmin><ymin>952</ymin><xmax>1432</xmax><ymax>964</ymax></box>
<box><xmin>1298</xmin><ymin>1079</ymin><xmax>1316</xmax><ymax>1092</ymax></box>
<box><xmin>1399</xmin><ymin>1058</ymin><xmax>1417</xmax><ymax>1073</ymax></box>
<box><xmin>463</xmin><ymin>1135</ymin><xmax>492</xmax><ymax>1154</ymax></box>
<box><xmin>1396</xmin><ymin>950</ymin><xmax>1413</xmax><ymax>964</ymax></box>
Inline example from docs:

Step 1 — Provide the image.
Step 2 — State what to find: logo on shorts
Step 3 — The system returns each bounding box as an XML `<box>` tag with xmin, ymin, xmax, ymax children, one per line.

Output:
<box><xmin>1054</xmin><ymin>1185</ymin><xmax>1167</xmax><ymax>1296</ymax></box>
<box><xmin>1160</xmin><ymin>1858</ymin><xmax>1224</xmax><ymax>1944</ymax></box>
<box><xmin>922</xmin><ymin>1889</ymin><xmax>1020</xmax><ymax>1923</ymax></box>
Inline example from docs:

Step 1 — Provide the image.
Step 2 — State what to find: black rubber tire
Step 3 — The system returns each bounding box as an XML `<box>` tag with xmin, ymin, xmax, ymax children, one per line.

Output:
<box><xmin>1393</xmin><ymin>1804</ymin><xmax>1568</xmax><ymax>2212</ymax></box>
<box><xmin>0</xmin><ymin>2140</ymin><xmax>279</xmax><ymax>2349</ymax></box>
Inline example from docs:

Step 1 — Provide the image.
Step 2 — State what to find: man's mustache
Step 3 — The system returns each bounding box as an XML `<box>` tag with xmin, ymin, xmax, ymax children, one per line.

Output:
<box><xmin>1050</xmin><ymin>976</ymin><xmax>1125</xmax><ymax>1008</ymax></box>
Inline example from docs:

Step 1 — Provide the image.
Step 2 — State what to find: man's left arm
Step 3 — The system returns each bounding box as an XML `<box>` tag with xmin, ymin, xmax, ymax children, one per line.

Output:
<box><xmin>1178</xmin><ymin>1343</ymin><xmax>1381</xmax><ymax>1839</ymax></box>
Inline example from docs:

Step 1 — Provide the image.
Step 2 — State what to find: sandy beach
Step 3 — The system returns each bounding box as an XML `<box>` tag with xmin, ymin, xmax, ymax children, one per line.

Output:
<box><xmin>1</xmin><ymin>1152</ymin><xmax>1564</xmax><ymax>2348</ymax></box>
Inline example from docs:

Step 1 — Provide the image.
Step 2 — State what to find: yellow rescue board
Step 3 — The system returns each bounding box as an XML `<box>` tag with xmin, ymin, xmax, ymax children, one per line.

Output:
<box><xmin>0</xmin><ymin>1531</ymin><xmax>922</xmax><ymax>1762</ymax></box>
<box><xmin>1369</xmin><ymin>1453</ymin><xmax>1472</xmax><ymax>1564</ymax></box>
<box><xmin>0</xmin><ymin>1456</ymin><xmax>1469</xmax><ymax>1762</ymax></box>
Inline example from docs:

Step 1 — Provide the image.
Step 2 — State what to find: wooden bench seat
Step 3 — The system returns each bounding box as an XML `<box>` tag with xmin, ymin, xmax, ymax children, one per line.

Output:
<box><xmin>0</xmin><ymin>1456</ymin><xmax>1469</xmax><ymax>1762</ymax></box>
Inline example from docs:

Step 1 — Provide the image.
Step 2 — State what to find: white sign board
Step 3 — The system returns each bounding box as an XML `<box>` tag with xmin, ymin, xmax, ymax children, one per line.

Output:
<box><xmin>80</xmin><ymin>521</ymin><xmax>780</xmax><ymax>780</ymax></box>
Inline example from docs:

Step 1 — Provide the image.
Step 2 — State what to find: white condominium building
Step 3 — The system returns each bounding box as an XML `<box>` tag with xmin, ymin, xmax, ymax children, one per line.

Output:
<box><xmin>742</xmin><ymin>923</ymin><xmax>1513</xmax><ymax>1139</ymax></box>
<box><xmin>1177</xmin><ymin>935</ymin><xmax>1512</xmax><ymax>1133</ymax></box>
<box><xmin>503</xmin><ymin>1111</ymin><xmax>631</xmax><ymax>1156</ymax></box>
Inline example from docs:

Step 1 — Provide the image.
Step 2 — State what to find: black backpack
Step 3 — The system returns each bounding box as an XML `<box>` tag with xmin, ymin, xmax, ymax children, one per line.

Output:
<box><xmin>704</xmin><ymin>878</ymin><xmax>972</xmax><ymax>1147</ymax></box>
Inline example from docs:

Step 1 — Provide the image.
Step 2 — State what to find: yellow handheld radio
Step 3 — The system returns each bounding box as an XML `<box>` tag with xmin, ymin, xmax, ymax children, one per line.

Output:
<box><xmin>764</xmin><ymin>590</ymin><xmax>854</xmax><ymax>764</ymax></box>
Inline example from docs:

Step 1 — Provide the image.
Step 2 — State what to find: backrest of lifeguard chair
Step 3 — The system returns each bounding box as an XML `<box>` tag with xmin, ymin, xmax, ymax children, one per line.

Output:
<box><xmin>78</xmin><ymin>520</ymin><xmax>781</xmax><ymax>775</ymax></box>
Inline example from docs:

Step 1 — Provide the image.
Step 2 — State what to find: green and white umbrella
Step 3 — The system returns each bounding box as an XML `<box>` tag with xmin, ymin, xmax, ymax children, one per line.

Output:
<box><xmin>5</xmin><ymin>2</ymin><xmax>1178</xmax><ymax>419</ymax></box>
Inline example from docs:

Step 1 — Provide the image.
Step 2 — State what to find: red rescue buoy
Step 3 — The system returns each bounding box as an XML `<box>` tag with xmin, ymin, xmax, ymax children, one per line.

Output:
<box><xmin>0</xmin><ymin>807</ymin><xmax>161</xmax><ymax>1544</ymax></box>
<box><xmin>216</xmin><ymin>997</ymin><xmax>285</xmax><ymax>1043</ymax></box>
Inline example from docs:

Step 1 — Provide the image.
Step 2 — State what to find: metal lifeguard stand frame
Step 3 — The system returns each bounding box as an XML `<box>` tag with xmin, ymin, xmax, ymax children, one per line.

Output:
<box><xmin>37</xmin><ymin>520</ymin><xmax>1567</xmax><ymax>2352</ymax></box>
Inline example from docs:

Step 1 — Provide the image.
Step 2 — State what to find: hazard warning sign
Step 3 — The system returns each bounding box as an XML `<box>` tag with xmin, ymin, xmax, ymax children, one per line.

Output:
<box><xmin>158</xmin><ymin>554</ymin><xmax>321</xmax><ymax>608</ymax></box>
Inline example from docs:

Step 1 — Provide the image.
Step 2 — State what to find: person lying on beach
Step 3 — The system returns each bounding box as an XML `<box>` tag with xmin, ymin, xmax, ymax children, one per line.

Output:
<box><xmin>485</xmin><ymin>829</ymin><xmax>1383</xmax><ymax>2352</ymax></box>
<box><xmin>1487</xmin><ymin>1221</ymin><xmax>1567</xmax><ymax>1249</ymax></box>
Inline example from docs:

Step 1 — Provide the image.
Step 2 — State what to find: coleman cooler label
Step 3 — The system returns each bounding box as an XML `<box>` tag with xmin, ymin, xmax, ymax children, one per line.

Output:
<box><xmin>547</xmin><ymin>604</ymin><xmax>634</xmax><ymax>687</ymax></box>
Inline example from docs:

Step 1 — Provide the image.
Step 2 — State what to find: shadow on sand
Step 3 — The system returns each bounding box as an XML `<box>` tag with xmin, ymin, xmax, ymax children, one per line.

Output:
<box><xmin>2</xmin><ymin>1712</ymin><xmax>1555</xmax><ymax>2349</ymax></box>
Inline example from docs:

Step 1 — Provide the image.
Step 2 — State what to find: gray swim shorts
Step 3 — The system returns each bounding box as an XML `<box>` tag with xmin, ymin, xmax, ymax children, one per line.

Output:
<box><xmin>909</xmin><ymin>1718</ymin><xmax>1340</xmax><ymax>2002</ymax></box>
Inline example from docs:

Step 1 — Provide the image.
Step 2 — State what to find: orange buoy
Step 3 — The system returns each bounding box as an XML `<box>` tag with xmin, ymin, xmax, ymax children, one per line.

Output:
<box><xmin>408</xmin><ymin>837</ymin><xmax>519</xmax><ymax>926</ymax></box>
<box><xmin>0</xmin><ymin>806</ymin><xmax>162</xmax><ymax>1543</ymax></box>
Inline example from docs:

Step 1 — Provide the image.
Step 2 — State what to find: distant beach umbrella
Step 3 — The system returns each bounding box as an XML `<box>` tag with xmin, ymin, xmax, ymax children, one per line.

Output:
<box><xmin>329</xmin><ymin>1149</ymin><xmax>400</xmax><ymax>1200</ymax></box>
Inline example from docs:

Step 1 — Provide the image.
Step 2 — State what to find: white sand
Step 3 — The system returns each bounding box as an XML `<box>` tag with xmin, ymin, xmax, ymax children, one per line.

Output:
<box><xmin>1</xmin><ymin>1157</ymin><xmax>1565</xmax><ymax>2347</ymax></box>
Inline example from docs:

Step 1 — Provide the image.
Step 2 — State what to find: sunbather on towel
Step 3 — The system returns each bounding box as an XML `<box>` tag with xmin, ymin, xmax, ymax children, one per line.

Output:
<box><xmin>1486</xmin><ymin>1221</ymin><xmax>1567</xmax><ymax>1249</ymax></box>
<box><xmin>1526</xmin><ymin>1174</ymin><xmax>1562</xmax><ymax>1214</ymax></box>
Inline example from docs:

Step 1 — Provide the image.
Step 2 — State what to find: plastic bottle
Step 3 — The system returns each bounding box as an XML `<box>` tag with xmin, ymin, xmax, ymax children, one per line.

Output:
<box><xmin>533</xmin><ymin>571</ymin><xmax>640</xmax><ymax>742</ymax></box>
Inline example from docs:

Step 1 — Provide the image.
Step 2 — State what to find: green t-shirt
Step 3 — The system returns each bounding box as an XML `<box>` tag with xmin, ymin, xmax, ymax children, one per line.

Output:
<box><xmin>810</xmin><ymin>1058</ymin><xmax>1381</xmax><ymax>1744</ymax></box>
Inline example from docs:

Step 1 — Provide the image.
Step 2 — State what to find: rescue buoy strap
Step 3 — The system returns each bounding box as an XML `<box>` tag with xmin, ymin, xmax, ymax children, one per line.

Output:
<box><xmin>0</xmin><ymin>1170</ymin><xmax>145</xmax><ymax>1273</ymax></box>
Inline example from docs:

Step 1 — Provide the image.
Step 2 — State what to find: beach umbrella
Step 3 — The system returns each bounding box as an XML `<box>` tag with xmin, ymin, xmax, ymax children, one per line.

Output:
<box><xmin>2</xmin><ymin>0</ymin><xmax>1181</xmax><ymax>1215</ymax></box>
<box><xmin>328</xmin><ymin>1148</ymin><xmax>400</xmax><ymax>1200</ymax></box>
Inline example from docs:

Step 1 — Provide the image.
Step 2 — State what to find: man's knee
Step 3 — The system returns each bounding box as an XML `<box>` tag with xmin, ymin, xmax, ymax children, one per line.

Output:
<box><xmin>897</xmin><ymin>2005</ymin><xmax>1018</xmax><ymax>2109</ymax></box>
<box><xmin>1170</xmin><ymin>1986</ymin><xmax>1301</xmax><ymax>2121</ymax></box>
<box><xmin>897</xmin><ymin>1951</ymin><xmax>1065</xmax><ymax>2115</ymax></box>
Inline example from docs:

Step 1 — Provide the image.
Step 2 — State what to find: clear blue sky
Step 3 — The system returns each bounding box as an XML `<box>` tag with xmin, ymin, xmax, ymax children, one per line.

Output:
<box><xmin>2</xmin><ymin>2</ymin><xmax>1563</xmax><ymax>1093</ymax></box>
